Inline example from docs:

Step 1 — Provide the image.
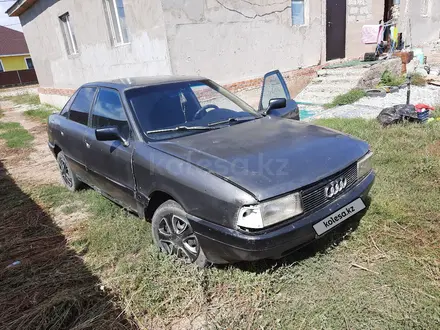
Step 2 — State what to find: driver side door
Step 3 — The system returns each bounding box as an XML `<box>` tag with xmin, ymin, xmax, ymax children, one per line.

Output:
<box><xmin>259</xmin><ymin>70</ymin><xmax>299</xmax><ymax>120</ymax></box>
<box><xmin>83</xmin><ymin>87</ymin><xmax>137</xmax><ymax>212</ymax></box>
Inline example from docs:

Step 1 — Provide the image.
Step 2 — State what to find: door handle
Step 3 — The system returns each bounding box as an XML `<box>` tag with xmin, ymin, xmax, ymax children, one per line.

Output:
<box><xmin>85</xmin><ymin>142</ymin><xmax>91</xmax><ymax>149</ymax></box>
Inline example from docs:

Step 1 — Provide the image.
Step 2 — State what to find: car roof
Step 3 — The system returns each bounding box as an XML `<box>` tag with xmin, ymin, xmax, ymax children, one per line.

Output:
<box><xmin>82</xmin><ymin>75</ymin><xmax>207</xmax><ymax>91</ymax></box>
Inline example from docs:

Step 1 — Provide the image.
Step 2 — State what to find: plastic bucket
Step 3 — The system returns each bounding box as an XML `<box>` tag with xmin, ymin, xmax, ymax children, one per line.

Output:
<box><xmin>417</xmin><ymin>110</ymin><xmax>430</xmax><ymax>123</ymax></box>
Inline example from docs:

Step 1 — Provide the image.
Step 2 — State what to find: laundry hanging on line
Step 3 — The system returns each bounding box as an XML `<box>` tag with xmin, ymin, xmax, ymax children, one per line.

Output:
<box><xmin>361</xmin><ymin>25</ymin><xmax>381</xmax><ymax>44</ymax></box>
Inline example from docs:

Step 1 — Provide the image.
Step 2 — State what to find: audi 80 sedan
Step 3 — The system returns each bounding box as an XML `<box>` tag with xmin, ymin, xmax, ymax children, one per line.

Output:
<box><xmin>48</xmin><ymin>71</ymin><xmax>374</xmax><ymax>267</ymax></box>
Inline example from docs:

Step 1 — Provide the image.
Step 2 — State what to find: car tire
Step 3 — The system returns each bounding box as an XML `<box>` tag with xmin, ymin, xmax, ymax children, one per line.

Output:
<box><xmin>365</xmin><ymin>89</ymin><xmax>387</xmax><ymax>98</ymax></box>
<box><xmin>57</xmin><ymin>151</ymin><xmax>82</xmax><ymax>192</ymax></box>
<box><xmin>152</xmin><ymin>200</ymin><xmax>209</xmax><ymax>268</ymax></box>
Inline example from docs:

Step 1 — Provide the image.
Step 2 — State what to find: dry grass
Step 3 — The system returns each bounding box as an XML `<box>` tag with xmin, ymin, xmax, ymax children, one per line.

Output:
<box><xmin>0</xmin><ymin>164</ymin><xmax>137</xmax><ymax>330</ymax></box>
<box><xmin>32</xmin><ymin>119</ymin><xmax>440</xmax><ymax>328</ymax></box>
<box><xmin>2</xmin><ymin>93</ymin><xmax>40</xmax><ymax>105</ymax></box>
<box><xmin>1</xmin><ymin>118</ymin><xmax>439</xmax><ymax>329</ymax></box>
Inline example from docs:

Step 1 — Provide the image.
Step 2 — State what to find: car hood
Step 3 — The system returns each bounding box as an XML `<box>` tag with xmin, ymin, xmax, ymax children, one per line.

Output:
<box><xmin>150</xmin><ymin>117</ymin><xmax>369</xmax><ymax>201</ymax></box>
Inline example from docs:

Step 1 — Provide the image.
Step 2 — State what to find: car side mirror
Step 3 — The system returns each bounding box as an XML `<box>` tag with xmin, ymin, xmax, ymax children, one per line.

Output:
<box><xmin>95</xmin><ymin>126</ymin><xmax>129</xmax><ymax>146</ymax></box>
<box><xmin>265</xmin><ymin>98</ymin><xmax>287</xmax><ymax>115</ymax></box>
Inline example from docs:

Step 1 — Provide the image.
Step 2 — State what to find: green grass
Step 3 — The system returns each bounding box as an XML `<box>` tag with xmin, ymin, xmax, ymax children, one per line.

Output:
<box><xmin>3</xmin><ymin>93</ymin><xmax>40</xmax><ymax>105</ymax></box>
<box><xmin>325</xmin><ymin>88</ymin><xmax>367</xmax><ymax>108</ymax></box>
<box><xmin>24</xmin><ymin>105</ymin><xmax>56</xmax><ymax>123</ymax></box>
<box><xmin>379</xmin><ymin>69</ymin><xmax>406</xmax><ymax>87</ymax></box>
<box><xmin>32</xmin><ymin>119</ymin><xmax>440</xmax><ymax>329</ymax></box>
<box><xmin>1</xmin><ymin>92</ymin><xmax>58</xmax><ymax>123</ymax></box>
<box><xmin>0</xmin><ymin>121</ymin><xmax>33</xmax><ymax>148</ymax></box>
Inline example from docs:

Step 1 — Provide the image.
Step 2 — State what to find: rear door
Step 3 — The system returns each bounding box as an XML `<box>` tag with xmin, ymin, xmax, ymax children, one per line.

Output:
<box><xmin>58</xmin><ymin>87</ymin><xmax>97</xmax><ymax>181</ymax></box>
<box><xmin>259</xmin><ymin>70</ymin><xmax>299</xmax><ymax>120</ymax></box>
<box><xmin>83</xmin><ymin>87</ymin><xmax>137</xmax><ymax>211</ymax></box>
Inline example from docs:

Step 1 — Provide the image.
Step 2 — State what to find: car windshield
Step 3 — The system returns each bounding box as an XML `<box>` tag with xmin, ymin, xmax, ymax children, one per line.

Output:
<box><xmin>125</xmin><ymin>80</ymin><xmax>259</xmax><ymax>140</ymax></box>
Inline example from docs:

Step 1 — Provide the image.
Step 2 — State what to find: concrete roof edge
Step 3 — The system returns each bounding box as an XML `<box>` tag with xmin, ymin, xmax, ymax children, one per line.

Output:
<box><xmin>6</xmin><ymin>0</ymin><xmax>38</xmax><ymax>17</ymax></box>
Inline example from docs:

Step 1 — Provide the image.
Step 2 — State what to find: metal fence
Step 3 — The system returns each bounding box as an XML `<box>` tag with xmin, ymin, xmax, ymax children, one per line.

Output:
<box><xmin>0</xmin><ymin>69</ymin><xmax>38</xmax><ymax>88</ymax></box>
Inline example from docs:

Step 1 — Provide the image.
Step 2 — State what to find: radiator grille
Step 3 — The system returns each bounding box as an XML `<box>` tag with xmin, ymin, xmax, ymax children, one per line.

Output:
<box><xmin>302</xmin><ymin>163</ymin><xmax>358</xmax><ymax>213</ymax></box>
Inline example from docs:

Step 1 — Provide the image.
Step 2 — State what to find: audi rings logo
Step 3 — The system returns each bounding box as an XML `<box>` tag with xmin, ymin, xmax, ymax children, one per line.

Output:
<box><xmin>325</xmin><ymin>177</ymin><xmax>348</xmax><ymax>198</ymax></box>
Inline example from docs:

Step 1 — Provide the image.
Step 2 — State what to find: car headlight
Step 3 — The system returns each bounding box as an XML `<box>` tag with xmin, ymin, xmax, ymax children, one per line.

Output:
<box><xmin>357</xmin><ymin>152</ymin><xmax>373</xmax><ymax>179</ymax></box>
<box><xmin>237</xmin><ymin>193</ymin><xmax>303</xmax><ymax>230</ymax></box>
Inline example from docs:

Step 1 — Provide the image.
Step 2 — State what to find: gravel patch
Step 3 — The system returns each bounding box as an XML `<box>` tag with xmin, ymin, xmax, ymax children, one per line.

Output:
<box><xmin>309</xmin><ymin>85</ymin><xmax>440</xmax><ymax>120</ymax></box>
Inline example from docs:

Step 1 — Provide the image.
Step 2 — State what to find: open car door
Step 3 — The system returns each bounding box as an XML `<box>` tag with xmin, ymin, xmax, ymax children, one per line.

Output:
<box><xmin>258</xmin><ymin>70</ymin><xmax>299</xmax><ymax>120</ymax></box>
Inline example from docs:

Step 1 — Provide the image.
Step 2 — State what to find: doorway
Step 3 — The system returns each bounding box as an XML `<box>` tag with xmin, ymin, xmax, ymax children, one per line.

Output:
<box><xmin>384</xmin><ymin>0</ymin><xmax>393</xmax><ymax>22</ymax></box>
<box><xmin>326</xmin><ymin>0</ymin><xmax>347</xmax><ymax>61</ymax></box>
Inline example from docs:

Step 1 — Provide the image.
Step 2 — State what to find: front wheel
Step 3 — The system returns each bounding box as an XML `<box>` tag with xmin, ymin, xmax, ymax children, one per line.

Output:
<box><xmin>152</xmin><ymin>200</ymin><xmax>209</xmax><ymax>268</ymax></box>
<box><xmin>57</xmin><ymin>151</ymin><xmax>82</xmax><ymax>192</ymax></box>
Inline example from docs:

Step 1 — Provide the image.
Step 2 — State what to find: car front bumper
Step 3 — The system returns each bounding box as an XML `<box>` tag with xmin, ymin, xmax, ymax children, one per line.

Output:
<box><xmin>187</xmin><ymin>171</ymin><xmax>375</xmax><ymax>264</ymax></box>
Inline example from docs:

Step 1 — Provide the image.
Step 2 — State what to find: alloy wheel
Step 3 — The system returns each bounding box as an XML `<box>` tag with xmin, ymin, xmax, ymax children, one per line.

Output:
<box><xmin>58</xmin><ymin>157</ymin><xmax>73</xmax><ymax>188</ymax></box>
<box><xmin>157</xmin><ymin>214</ymin><xmax>200</xmax><ymax>263</ymax></box>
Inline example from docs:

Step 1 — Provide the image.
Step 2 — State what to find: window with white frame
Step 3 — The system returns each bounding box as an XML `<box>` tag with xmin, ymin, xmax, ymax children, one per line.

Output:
<box><xmin>59</xmin><ymin>13</ymin><xmax>79</xmax><ymax>55</ymax></box>
<box><xmin>25</xmin><ymin>57</ymin><xmax>34</xmax><ymax>69</ymax></box>
<box><xmin>103</xmin><ymin>0</ymin><xmax>129</xmax><ymax>45</ymax></box>
<box><xmin>0</xmin><ymin>60</ymin><xmax>4</xmax><ymax>73</ymax></box>
<box><xmin>291</xmin><ymin>0</ymin><xmax>305</xmax><ymax>25</ymax></box>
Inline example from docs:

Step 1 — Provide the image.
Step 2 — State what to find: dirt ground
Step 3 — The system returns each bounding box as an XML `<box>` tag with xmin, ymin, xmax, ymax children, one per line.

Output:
<box><xmin>0</xmin><ymin>100</ymin><xmax>60</xmax><ymax>186</ymax></box>
<box><xmin>0</xmin><ymin>100</ymin><xmax>138</xmax><ymax>330</ymax></box>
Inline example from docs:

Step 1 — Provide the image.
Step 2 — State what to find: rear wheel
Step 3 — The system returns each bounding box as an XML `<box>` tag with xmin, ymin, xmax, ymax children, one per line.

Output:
<box><xmin>57</xmin><ymin>151</ymin><xmax>82</xmax><ymax>192</ymax></box>
<box><xmin>152</xmin><ymin>200</ymin><xmax>209</xmax><ymax>268</ymax></box>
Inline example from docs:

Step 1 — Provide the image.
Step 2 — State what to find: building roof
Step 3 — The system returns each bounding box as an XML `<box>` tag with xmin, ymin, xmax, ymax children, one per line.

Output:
<box><xmin>6</xmin><ymin>0</ymin><xmax>38</xmax><ymax>17</ymax></box>
<box><xmin>0</xmin><ymin>25</ymin><xmax>29</xmax><ymax>56</ymax></box>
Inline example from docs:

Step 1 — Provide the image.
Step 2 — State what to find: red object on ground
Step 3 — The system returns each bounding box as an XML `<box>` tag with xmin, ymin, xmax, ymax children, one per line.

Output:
<box><xmin>415</xmin><ymin>103</ymin><xmax>435</xmax><ymax>112</ymax></box>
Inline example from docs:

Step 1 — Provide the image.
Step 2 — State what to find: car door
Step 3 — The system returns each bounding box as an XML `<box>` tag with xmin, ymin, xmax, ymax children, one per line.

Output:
<box><xmin>258</xmin><ymin>70</ymin><xmax>299</xmax><ymax>120</ymax></box>
<box><xmin>57</xmin><ymin>87</ymin><xmax>97</xmax><ymax>182</ymax></box>
<box><xmin>83</xmin><ymin>87</ymin><xmax>137</xmax><ymax>211</ymax></box>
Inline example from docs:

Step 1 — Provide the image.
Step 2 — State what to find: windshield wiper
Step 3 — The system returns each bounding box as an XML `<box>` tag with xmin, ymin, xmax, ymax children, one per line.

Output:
<box><xmin>146</xmin><ymin>126</ymin><xmax>218</xmax><ymax>134</ymax></box>
<box><xmin>208</xmin><ymin>117</ymin><xmax>256</xmax><ymax>127</ymax></box>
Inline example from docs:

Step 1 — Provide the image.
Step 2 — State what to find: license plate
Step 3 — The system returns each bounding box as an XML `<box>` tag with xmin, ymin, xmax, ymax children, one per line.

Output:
<box><xmin>313</xmin><ymin>198</ymin><xmax>366</xmax><ymax>236</ymax></box>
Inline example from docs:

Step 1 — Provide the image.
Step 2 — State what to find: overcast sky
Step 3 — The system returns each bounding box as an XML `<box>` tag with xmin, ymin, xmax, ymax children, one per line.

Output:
<box><xmin>0</xmin><ymin>1</ymin><xmax>22</xmax><ymax>31</ymax></box>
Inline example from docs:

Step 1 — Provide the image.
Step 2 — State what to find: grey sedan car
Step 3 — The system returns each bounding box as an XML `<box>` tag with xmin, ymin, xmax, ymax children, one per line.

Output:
<box><xmin>48</xmin><ymin>72</ymin><xmax>374</xmax><ymax>267</ymax></box>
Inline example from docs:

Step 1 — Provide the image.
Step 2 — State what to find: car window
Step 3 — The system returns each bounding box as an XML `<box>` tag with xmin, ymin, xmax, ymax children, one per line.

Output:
<box><xmin>69</xmin><ymin>87</ymin><xmax>97</xmax><ymax>125</ymax></box>
<box><xmin>60</xmin><ymin>90</ymin><xmax>78</xmax><ymax>118</ymax></box>
<box><xmin>260</xmin><ymin>72</ymin><xmax>289</xmax><ymax>110</ymax></box>
<box><xmin>91</xmin><ymin>88</ymin><xmax>129</xmax><ymax>136</ymax></box>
